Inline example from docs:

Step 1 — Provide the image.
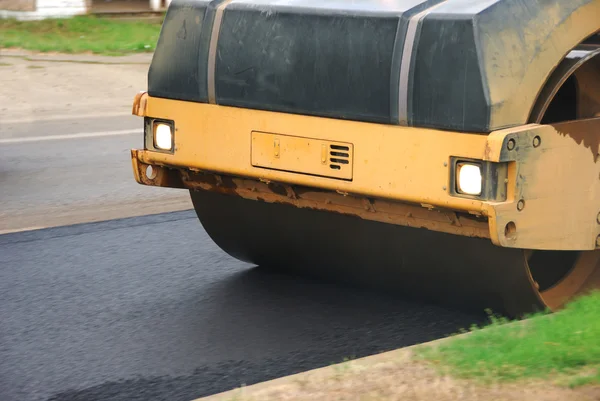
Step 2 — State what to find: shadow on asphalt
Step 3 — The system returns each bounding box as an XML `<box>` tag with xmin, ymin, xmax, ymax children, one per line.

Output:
<box><xmin>47</xmin><ymin>266</ymin><xmax>484</xmax><ymax>401</ymax></box>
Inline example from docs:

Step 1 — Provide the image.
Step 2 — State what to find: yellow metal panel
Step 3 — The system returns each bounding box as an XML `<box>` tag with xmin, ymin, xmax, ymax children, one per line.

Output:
<box><xmin>488</xmin><ymin>118</ymin><xmax>600</xmax><ymax>251</ymax></box>
<box><xmin>251</xmin><ymin>131</ymin><xmax>354</xmax><ymax>180</ymax></box>
<box><xmin>142</xmin><ymin>97</ymin><xmax>492</xmax><ymax>213</ymax></box>
<box><xmin>132</xmin><ymin>96</ymin><xmax>600</xmax><ymax>251</ymax></box>
<box><xmin>131</xmin><ymin>150</ymin><xmax>490</xmax><ymax>239</ymax></box>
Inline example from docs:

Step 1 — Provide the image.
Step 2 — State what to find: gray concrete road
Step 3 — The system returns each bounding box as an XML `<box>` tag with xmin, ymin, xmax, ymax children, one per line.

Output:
<box><xmin>0</xmin><ymin>53</ymin><xmax>192</xmax><ymax>233</ymax></box>
<box><xmin>0</xmin><ymin>113</ymin><xmax>192</xmax><ymax>233</ymax></box>
<box><xmin>0</xmin><ymin>53</ymin><xmax>484</xmax><ymax>401</ymax></box>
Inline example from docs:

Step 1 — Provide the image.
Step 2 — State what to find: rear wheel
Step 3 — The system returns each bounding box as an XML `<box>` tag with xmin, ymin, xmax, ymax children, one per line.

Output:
<box><xmin>524</xmin><ymin>44</ymin><xmax>600</xmax><ymax>312</ymax></box>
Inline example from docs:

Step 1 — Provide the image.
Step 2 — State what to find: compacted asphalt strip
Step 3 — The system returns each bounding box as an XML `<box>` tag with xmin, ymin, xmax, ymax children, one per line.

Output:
<box><xmin>0</xmin><ymin>211</ymin><xmax>485</xmax><ymax>401</ymax></box>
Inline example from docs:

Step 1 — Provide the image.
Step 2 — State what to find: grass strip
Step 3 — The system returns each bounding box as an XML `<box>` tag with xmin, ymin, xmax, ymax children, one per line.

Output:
<box><xmin>0</xmin><ymin>15</ymin><xmax>162</xmax><ymax>55</ymax></box>
<box><xmin>415</xmin><ymin>291</ymin><xmax>600</xmax><ymax>388</ymax></box>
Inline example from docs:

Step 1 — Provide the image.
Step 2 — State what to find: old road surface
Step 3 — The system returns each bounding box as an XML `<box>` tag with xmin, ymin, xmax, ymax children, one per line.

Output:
<box><xmin>0</xmin><ymin>54</ymin><xmax>484</xmax><ymax>401</ymax></box>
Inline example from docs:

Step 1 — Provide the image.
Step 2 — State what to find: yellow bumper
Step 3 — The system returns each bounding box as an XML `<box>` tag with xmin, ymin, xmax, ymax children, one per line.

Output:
<box><xmin>130</xmin><ymin>92</ymin><xmax>600</xmax><ymax>252</ymax></box>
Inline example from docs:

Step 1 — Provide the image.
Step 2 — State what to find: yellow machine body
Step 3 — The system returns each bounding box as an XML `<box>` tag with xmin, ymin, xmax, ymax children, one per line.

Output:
<box><xmin>130</xmin><ymin>0</ymin><xmax>600</xmax><ymax>316</ymax></box>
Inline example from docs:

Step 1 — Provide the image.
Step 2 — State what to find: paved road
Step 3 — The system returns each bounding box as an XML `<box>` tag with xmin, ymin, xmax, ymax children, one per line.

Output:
<box><xmin>1</xmin><ymin>55</ymin><xmax>483</xmax><ymax>401</ymax></box>
<box><xmin>0</xmin><ymin>212</ymin><xmax>483</xmax><ymax>401</ymax></box>
<box><xmin>0</xmin><ymin>114</ymin><xmax>192</xmax><ymax>233</ymax></box>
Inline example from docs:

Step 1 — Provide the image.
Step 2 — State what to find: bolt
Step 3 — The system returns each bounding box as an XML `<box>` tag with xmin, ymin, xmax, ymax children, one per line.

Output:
<box><xmin>533</xmin><ymin>136</ymin><xmax>541</xmax><ymax>148</ymax></box>
<box><xmin>507</xmin><ymin>138</ymin><xmax>516</xmax><ymax>151</ymax></box>
<box><xmin>443</xmin><ymin>161</ymin><xmax>448</xmax><ymax>167</ymax></box>
<box><xmin>517</xmin><ymin>199</ymin><xmax>525</xmax><ymax>211</ymax></box>
<box><xmin>443</xmin><ymin>186</ymin><xmax>447</xmax><ymax>191</ymax></box>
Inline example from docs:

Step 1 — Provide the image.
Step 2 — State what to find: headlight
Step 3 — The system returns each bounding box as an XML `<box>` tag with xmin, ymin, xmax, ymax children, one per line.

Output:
<box><xmin>456</xmin><ymin>162</ymin><xmax>482</xmax><ymax>196</ymax></box>
<box><xmin>154</xmin><ymin>123</ymin><xmax>173</xmax><ymax>151</ymax></box>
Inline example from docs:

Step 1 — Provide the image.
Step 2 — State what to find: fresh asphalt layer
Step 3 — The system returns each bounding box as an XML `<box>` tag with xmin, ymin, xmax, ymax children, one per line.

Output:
<box><xmin>0</xmin><ymin>211</ymin><xmax>484</xmax><ymax>401</ymax></box>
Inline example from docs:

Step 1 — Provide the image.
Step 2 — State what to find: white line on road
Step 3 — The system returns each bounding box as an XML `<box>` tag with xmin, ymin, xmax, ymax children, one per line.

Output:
<box><xmin>0</xmin><ymin>129</ymin><xmax>141</xmax><ymax>144</ymax></box>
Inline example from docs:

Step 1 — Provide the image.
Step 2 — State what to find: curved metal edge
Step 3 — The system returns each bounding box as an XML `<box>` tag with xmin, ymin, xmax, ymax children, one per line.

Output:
<box><xmin>540</xmin><ymin>251</ymin><xmax>600</xmax><ymax>311</ymax></box>
<box><xmin>132</xmin><ymin>91</ymin><xmax>149</xmax><ymax>117</ymax></box>
<box><xmin>529</xmin><ymin>46</ymin><xmax>600</xmax><ymax>124</ymax></box>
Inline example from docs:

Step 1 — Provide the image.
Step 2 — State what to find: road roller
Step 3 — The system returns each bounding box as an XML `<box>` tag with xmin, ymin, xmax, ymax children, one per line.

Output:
<box><xmin>130</xmin><ymin>0</ymin><xmax>600</xmax><ymax>317</ymax></box>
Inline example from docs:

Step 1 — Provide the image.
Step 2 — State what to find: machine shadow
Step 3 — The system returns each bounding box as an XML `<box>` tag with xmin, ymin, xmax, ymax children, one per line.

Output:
<box><xmin>202</xmin><ymin>264</ymin><xmax>486</xmax><ymax>364</ymax></box>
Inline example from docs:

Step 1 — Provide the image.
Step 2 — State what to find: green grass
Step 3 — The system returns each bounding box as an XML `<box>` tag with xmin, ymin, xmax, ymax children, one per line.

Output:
<box><xmin>416</xmin><ymin>291</ymin><xmax>600</xmax><ymax>387</ymax></box>
<box><xmin>0</xmin><ymin>15</ymin><xmax>163</xmax><ymax>55</ymax></box>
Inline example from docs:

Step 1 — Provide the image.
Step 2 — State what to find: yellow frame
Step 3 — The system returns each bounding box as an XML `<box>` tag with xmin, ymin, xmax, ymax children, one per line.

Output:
<box><xmin>131</xmin><ymin>93</ymin><xmax>600</xmax><ymax>252</ymax></box>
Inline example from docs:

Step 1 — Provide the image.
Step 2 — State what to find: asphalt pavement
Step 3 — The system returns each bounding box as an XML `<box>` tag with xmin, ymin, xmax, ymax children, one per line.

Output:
<box><xmin>0</xmin><ymin>113</ymin><xmax>193</xmax><ymax>234</ymax></box>
<box><xmin>0</xmin><ymin>211</ymin><xmax>484</xmax><ymax>401</ymax></box>
<box><xmin>0</xmin><ymin>54</ymin><xmax>484</xmax><ymax>401</ymax></box>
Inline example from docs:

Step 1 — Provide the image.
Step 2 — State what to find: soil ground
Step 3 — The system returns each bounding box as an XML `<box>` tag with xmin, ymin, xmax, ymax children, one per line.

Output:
<box><xmin>0</xmin><ymin>49</ymin><xmax>152</xmax><ymax>122</ymax></box>
<box><xmin>196</xmin><ymin>346</ymin><xmax>600</xmax><ymax>401</ymax></box>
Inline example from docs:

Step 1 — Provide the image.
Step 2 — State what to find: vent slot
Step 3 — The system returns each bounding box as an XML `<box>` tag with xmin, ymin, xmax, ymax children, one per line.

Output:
<box><xmin>251</xmin><ymin>131</ymin><xmax>353</xmax><ymax>180</ymax></box>
<box><xmin>329</xmin><ymin>144</ymin><xmax>351</xmax><ymax>170</ymax></box>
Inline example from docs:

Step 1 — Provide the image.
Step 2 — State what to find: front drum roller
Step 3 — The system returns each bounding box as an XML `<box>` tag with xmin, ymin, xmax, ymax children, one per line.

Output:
<box><xmin>190</xmin><ymin>43</ymin><xmax>600</xmax><ymax>318</ymax></box>
<box><xmin>190</xmin><ymin>189</ymin><xmax>600</xmax><ymax>317</ymax></box>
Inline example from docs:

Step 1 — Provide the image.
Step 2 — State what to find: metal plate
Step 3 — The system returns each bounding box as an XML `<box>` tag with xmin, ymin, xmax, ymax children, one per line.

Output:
<box><xmin>251</xmin><ymin>131</ymin><xmax>353</xmax><ymax>180</ymax></box>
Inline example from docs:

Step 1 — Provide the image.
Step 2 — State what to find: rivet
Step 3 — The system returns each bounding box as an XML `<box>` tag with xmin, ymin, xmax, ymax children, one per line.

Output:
<box><xmin>507</xmin><ymin>138</ymin><xmax>516</xmax><ymax>151</ymax></box>
<box><xmin>533</xmin><ymin>136</ymin><xmax>541</xmax><ymax>148</ymax></box>
<box><xmin>517</xmin><ymin>199</ymin><xmax>525</xmax><ymax>211</ymax></box>
<box><xmin>443</xmin><ymin>186</ymin><xmax>447</xmax><ymax>191</ymax></box>
<box><xmin>443</xmin><ymin>162</ymin><xmax>448</xmax><ymax>167</ymax></box>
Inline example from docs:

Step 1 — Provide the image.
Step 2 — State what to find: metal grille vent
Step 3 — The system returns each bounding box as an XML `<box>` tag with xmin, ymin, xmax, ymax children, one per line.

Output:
<box><xmin>329</xmin><ymin>144</ymin><xmax>350</xmax><ymax>170</ymax></box>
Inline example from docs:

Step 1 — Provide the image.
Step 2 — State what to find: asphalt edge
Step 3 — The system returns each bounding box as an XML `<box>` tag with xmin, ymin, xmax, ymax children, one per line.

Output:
<box><xmin>0</xmin><ymin>209</ymin><xmax>196</xmax><ymax>245</ymax></box>
<box><xmin>192</xmin><ymin>312</ymin><xmax>552</xmax><ymax>401</ymax></box>
<box><xmin>190</xmin><ymin>326</ymin><xmax>472</xmax><ymax>401</ymax></box>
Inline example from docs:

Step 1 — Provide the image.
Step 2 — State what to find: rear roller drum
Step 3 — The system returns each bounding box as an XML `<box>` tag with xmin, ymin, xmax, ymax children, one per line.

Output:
<box><xmin>190</xmin><ymin>189</ymin><xmax>600</xmax><ymax>317</ymax></box>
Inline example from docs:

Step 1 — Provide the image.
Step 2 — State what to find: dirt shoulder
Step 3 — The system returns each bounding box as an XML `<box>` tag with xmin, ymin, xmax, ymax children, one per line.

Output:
<box><xmin>195</xmin><ymin>345</ymin><xmax>599</xmax><ymax>401</ymax></box>
<box><xmin>0</xmin><ymin>49</ymin><xmax>151</xmax><ymax>122</ymax></box>
<box><xmin>196</xmin><ymin>298</ymin><xmax>600</xmax><ymax>401</ymax></box>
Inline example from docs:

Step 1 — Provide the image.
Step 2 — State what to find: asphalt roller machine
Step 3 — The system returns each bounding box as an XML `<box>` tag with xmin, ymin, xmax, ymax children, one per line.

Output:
<box><xmin>130</xmin><ymin>0</ymin><xmax>600</xmax><ymax>317</ymax></box>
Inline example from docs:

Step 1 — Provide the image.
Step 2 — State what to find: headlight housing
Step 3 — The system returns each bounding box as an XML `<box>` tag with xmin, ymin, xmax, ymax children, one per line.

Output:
<box><xmin>449</xmin><ymin>157</ymin><xmax>508</xmax><ymax>201</ymax></box>
<box><xmin>144</xmin><ymin>117</ymin><xmax>175</xmax><ymax>153</ymax></box>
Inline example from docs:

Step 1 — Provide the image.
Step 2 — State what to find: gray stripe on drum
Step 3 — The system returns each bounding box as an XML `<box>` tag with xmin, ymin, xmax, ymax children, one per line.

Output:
<box><xmin>397</xmin><ymin>0</ymin><xmax>447</xmax><ymax>125</ymax></box>
<box><xmin>207</xmin><ymin>0</ymin><xmax>234</xmax><ymax>104</ymax></box>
